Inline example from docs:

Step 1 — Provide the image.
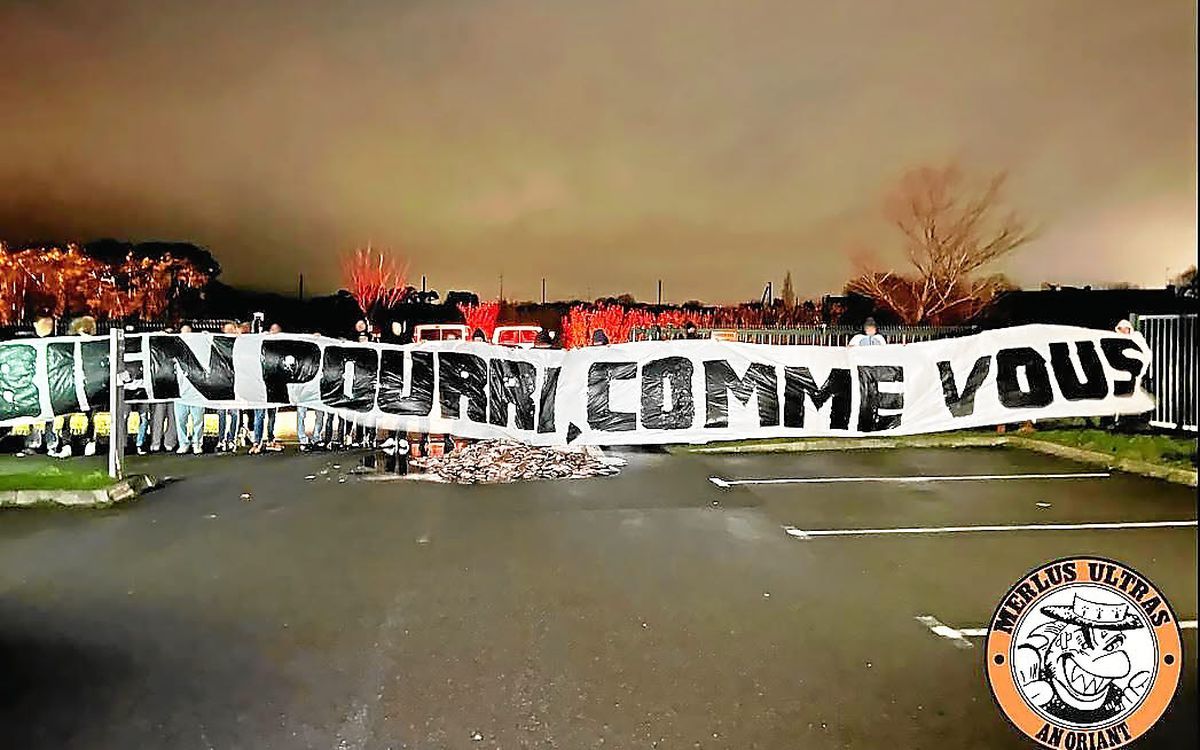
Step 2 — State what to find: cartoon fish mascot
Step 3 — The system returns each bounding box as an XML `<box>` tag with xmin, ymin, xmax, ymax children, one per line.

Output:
<box><xmin>1013</xmin><ymin>593</ymin><xmax>1151</xmax><ymax>724</ymax></box>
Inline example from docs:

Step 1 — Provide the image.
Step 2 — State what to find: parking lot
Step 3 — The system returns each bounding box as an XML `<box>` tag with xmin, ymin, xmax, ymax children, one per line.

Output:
<box><xmin>1</xmin><ymin>446</ymin><xmax>1195</xmax><ymax>749</ymax></box>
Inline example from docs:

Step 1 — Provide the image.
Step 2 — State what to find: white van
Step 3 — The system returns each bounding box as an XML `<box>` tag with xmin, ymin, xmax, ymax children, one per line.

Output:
<box><xmin>412</xmin><ymin>324</ymin><xmax>471</xmax><ymax>343</ymax></box>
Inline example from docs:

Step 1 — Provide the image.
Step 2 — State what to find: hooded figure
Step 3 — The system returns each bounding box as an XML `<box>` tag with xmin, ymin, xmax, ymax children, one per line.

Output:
<box><xmin>591</xmin><ymin>329</ymin><xmax>610</xmax><ymax>346</ymax></box>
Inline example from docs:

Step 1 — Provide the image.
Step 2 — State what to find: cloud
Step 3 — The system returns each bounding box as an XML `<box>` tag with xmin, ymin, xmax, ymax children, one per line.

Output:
<box><xmin>0</xmin><ymin>0</ymin><xmax>1194</xmax><ymax>300</ymax></box>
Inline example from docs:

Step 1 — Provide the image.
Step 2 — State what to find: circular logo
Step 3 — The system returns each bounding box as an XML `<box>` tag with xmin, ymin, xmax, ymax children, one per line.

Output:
<box><xmin>986</xmin><ymin>557</ymin><xmax>1182</xmax><ymax>748</ymax></box>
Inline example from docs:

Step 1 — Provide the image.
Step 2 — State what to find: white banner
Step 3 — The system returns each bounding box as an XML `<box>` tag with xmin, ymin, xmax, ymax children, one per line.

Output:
<box><xmin>0</xmin><ymin>325</ymin><xmax>1153</xmax><ymax>445</ymax></box>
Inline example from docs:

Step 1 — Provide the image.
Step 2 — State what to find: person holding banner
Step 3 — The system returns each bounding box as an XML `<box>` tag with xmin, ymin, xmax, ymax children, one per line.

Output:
<box><xmin>173</xmin><ymin>324</ymin><xmax>206</xmax><ymax>455</ymax></box>
<box><xmin>216</xmin><ymin>321</ymin><xmax>241</xmax><ymax>452</ymax></box>
<box><xmin>848</xmin><ymin>317</ymin><xmax>887</xmax><ymax>347</ymax></box>
<box><xmin>50</xmin><ymin>315</ymin><xmax>100</xmax><ymax>458</ymax></box>
<box><xmin>145</xmin><ymin>327</ymin><xmax>179</xmax><ymax>454</ymax></box>
<box><xmin>249</xmin><ymin>322</ymin><xmax>283</xmax><ymax>454</ymax></box>
<box><xmin>26</xmin><ymin>312</ymin><xmax>60</xmax><ymax>454</ymax></box>
<box><xmin>296</xmin><ymin>334</ymin><xmax>328</xmax><ymax>452</ymax></box>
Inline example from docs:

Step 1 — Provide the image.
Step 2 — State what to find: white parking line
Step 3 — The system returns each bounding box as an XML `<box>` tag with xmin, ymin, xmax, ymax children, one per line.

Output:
<box><xmin>783</xmin><ymin>519</ymin><xmax>1198</xmax><ymax>539</ymax></box>
<box><xmin>918</xmin><ymin>614</ymin><xmax>1198</xmax><ymax>648</ymax></box>
<box><xmin>709</xmin><ymin>471</ymin><xmax>1109</xmax><ymax>487</ymax></box>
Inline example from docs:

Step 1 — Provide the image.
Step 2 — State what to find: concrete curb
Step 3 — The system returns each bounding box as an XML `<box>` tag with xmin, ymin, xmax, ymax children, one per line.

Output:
<box><xmin>686</xmin><ymin>434</ymin><xmax>1008</xmax><ymax>454</ymax></box>
<box><xmin>0</xmin><ymin>474</ymin><xmax>161</xmax><ymax>509</ymax></box>
<box><xmin>1006</xmin><ymin>438</ymin><xmax>1198</xmax><ymax>487</ymax></box>
<box><xmin>689</xmin><ymin>435</ymin><xmax>1198</xmax><ymax>487</ymax></box>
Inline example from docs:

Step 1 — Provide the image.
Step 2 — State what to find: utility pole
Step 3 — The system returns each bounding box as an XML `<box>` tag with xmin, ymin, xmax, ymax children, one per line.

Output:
<box><xmin>298</xmin><ymin>273</ymin><xmax>304</xmax><ymax>301</ymax></box>
<box><xmin>421</xmin><ymin>275</ymin><xmax>427</xmax><ymax>293</ymax></box>
<box><xmin>657</xmin><ymin>279</ymin><xmax>663</xmax><ymax>305</ymax></box>
<box><xmin>541</xmin><ymin>278</ymin><xmax>546</xmax><ymax>304</ymax></box>
<box><xmin>499</xmin><ymin>274</ymin><xmax>504</xmax><ymax>301</ymax></box>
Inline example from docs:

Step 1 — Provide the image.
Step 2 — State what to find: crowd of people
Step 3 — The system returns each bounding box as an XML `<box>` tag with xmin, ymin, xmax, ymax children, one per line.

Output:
<box><xmin>9</xmin><ymin>312</ymin><xmax>854</xmax><ymax>459</ymax></box>
<box><xmin>15</xmin><ymin>312</ymin><xmax>404</xmax><ymax>459</ymax></box>
<box><xmin>14</xmin><ymin>313</ymin><xmax>1135</xmax><ymax>459</ymax></box>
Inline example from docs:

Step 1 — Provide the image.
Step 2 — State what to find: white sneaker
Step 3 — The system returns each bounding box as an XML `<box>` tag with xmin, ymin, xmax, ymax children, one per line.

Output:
<box><xmin>52</xmin><ymin>444</ymin><xmax>73</xmax><ymax>459</ymax></box>
<box><xmin>83</xmin><ymin>440</ymin><xmax>97</xmax><ymax>457</ymax></box>
<box><xmin>176</xmin><ymin>445</ymin><xmax>190</xmax><ymax>454</ymax></box>
<box><xmin>192</xmin><ymin>445</ymin><xmax>203</xmax><ymax>455</ymax></box>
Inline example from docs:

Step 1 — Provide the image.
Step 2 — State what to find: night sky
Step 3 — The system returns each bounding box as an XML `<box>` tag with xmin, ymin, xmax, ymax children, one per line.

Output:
<box><xmin>1</xmin><ymin>0</ymin><xmax>1195</xmax><ymax>302</ymax></box>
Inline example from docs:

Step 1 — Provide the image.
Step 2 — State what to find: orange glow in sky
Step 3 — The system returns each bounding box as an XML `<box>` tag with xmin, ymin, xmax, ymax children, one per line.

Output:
<box><xmin>1</xmin><ymin>0</ymin><xmax>1195</xmax><ymax>301</ymax></box>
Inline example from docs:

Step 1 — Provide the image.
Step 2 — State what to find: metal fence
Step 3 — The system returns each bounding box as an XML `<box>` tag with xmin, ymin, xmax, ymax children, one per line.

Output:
<box><xmin>1133</xmin><ymin>313</ymin><xmax>1198</xmax><ymax>432</ymax></box>
<box><xmin>0</xmin><ymin>317</ymin><xmax>232</xmax><ymax>338</ymax></box>
<box><xmin>629</xmin><ymin>325</ymin><xmax>977</xmax><ymax>346</ymax></box>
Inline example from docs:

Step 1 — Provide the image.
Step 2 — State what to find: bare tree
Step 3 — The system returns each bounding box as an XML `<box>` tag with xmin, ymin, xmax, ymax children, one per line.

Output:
<box><xmin>341</xmin><ymin>245</ymin><xmax>409</xmax><ymax>323</ymax></box>
<box><xmin>847</xmin><ymin>164</ymin><xmax>1033</xmax><ymax>324</ymax></box>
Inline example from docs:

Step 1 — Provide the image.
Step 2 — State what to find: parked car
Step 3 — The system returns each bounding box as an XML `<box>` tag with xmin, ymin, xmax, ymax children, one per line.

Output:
<box><xmin>491</xmin><ymin>325</ymin><xmax>542</xmax><ymax>348</ymax></box>
<box><xmin>412</xmin><ymin>324</ymin><xmax>471</xmax><ymax>343</ymax></box>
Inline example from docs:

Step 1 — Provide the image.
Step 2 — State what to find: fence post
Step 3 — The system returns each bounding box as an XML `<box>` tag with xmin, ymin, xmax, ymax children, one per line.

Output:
<box><xmin>108</xmin><ymin>328</ymin><xmax>126</xmax><ymax>480</ymax></box>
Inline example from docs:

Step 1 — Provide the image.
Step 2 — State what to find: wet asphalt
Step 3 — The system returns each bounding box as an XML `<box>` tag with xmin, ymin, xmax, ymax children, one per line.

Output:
<box><xmin>0</xmin><ymin>446</ymin><xmax>1195</xmax><ymax>749</ymax></box>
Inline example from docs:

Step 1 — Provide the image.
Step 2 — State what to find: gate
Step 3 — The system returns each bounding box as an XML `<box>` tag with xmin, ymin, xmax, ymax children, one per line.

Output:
<box><xmin>1133</xmin><ymin>313</ymin><xmax>1198</xmax><ymax>432</ymax></box>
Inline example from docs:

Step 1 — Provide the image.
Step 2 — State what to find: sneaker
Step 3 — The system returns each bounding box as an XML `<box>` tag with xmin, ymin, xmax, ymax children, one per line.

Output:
<box><xmin>83</xmin><ymin>440</ymin><xmax>97</xmax><ymax>457</ymax></box>
<box><xmin>192</xmin><ymin>445</ymin><xmax>203</xmax><ymax>455</ymax></box>
<box><xmin>136</xmin><ymin>445</ymin><xmax>148</xmax><ymax>455</ymax></box>
<box><xmin>176</xmin><ymin>445</ymin><xmax>191</xmax><ymax>455</ymax></box>
<box><xmin>52</xmin><ymin>444</ymin><xmax>73</xmax><ymax>459</ymax></box>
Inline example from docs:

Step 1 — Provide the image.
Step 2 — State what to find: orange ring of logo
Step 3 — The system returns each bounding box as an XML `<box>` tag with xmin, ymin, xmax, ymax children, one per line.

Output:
<box><xmin>985</xmin><ymin>556</ymin><xmax>1182</xmax><ymax>748</ymax></box>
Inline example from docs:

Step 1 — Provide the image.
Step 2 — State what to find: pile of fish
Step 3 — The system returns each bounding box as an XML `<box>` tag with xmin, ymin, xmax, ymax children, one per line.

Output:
<box><xmin>412</xmin><ymin>440</ymin><xmax>624</xmax><ymax>484</ymax></box>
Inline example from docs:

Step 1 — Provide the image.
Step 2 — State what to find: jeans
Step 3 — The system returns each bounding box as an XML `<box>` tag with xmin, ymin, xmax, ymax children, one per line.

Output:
<box><xmin>217</xmin><ymin>409</ymin><xmax>239</xmax><ymax>443</ymax></box>
<box><xmin>321</xmin><ymin>413</ymin><xmax>344</xmax><ymax>446</ymax></box>
<box><xmin>252</xmin><ymin>408</ymin><xmax>277</xmax><ymax>445</ymax></box>
<box><xmin>296</xmin><ymin>406</ymin><xmax>324</xmax><ymax>445</ymax></box>
<box><xmin>174</xmin><ymin>403</ymin><xmax>205</xmax><ymax>450</ymax></box>
<box><xmin>134</xmin><ymin>404</ymin><xmax>150</xmax><ymax>448</ymax></box>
